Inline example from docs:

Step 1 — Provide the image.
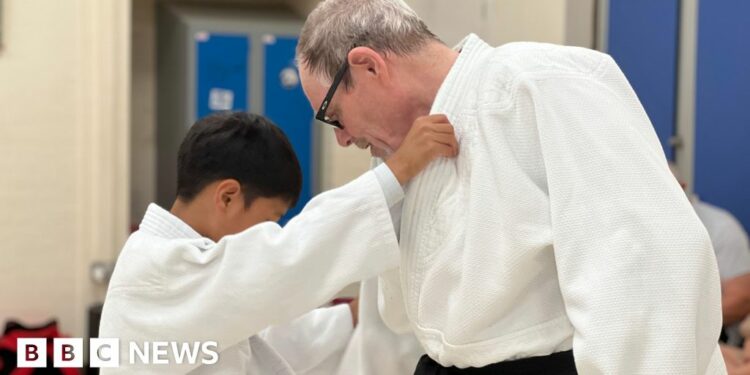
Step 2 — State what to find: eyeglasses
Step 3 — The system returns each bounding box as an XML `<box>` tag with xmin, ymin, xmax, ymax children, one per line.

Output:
<box><xmin>315</xmin><ymin>59</ymin><xmax>350</xmax><ymax>129</ymax></box>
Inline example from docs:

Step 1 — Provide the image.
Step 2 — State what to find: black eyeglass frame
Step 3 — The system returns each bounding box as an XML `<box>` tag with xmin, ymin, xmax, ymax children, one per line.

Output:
<box><xmin>314</xmin><ymin>59</ymin><xmax>350</xmax><ymax>129</ymax></box>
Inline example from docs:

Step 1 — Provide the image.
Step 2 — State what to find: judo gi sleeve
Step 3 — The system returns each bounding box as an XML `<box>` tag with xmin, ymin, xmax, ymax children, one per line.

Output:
<box><xmin>526</xmin><ymin>57</ymin><xmax>726</xmax><ymax>374</ymax></box>
<box><xmin>258</xmin><ymin>304</ymin><xmax>354</xmax><ymax>374</ymax></box>
<box><xmin>167</xmin><ymin>170</ymin><xmax>402</xmax><ymax>355</ymax></box>
<box><xmin>377</xmin><ymin>268</ymin><xmax>411</xmax><ymax>334</ymax></box>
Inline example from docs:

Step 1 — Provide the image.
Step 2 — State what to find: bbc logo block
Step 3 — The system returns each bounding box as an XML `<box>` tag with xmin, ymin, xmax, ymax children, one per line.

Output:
<box><xmin>90</xmin><ymin>338</ymin><xmax>119</xmax><ymax>368</ymax></box>
<box><xmin>17</xmin><ymin>338</ymin><xmax>47</xmax><ymax>368</ymax></box>
<box><xmin>53</xmin><ymin>338</ymin><xmax>83</xmax><ymax>367</ymax></box>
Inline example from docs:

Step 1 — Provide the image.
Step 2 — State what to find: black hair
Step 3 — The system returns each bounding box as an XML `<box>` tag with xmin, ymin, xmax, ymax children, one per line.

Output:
<box><xmin>176</xmin><ymin>111</ymin><xmax>302</xmax><ymax>207</ymax></box>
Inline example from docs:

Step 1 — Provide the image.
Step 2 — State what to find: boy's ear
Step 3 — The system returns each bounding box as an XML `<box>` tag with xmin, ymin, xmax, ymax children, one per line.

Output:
<box><xmin>215</xmin><ymin>179</ymin><xmax>242</xmax><ymax>210</ymax></box>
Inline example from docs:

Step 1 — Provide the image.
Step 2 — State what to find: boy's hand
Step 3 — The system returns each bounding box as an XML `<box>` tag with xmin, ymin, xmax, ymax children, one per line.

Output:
<box><xmin>386</xmin><ymin>114</ymin><xmax>458</xmax><ymax>185</ymax></box>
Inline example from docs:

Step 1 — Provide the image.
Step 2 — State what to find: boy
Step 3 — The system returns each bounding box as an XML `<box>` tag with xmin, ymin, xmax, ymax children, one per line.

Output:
<box><xmin>99</xmin><ymin>111</ymin><xmax>456</xmax><ymax>373</ymax></box>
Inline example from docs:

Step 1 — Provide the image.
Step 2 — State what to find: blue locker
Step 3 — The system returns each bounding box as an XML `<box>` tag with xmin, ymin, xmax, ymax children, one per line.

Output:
<box><xmin>694</xmin><ymin>0</ymin><xmax>750</xmax><ymax>231</ymax></box>
<box><xmin>196</xmin><ymin>33</ymin><xmax>250</xmax><ymax>119</ymax></box>
<box><xmin>264</xmin><ymin>36</ymin><xmax>314</xmax><ymax>224</ymax></box>
<box><xmin>607</xmin><ymin>0</ymin><xmax>680</xmax><ymax>160</ymax></box>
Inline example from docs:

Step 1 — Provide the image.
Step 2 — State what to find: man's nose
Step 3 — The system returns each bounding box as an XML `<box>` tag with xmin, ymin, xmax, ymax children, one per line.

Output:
<box><xmin>334</xmin><ymin>128</ymin><xmax>353</xmax><ymax>147</ymax></box>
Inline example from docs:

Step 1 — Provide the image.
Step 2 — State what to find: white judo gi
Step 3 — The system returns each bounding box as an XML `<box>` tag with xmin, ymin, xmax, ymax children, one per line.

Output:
<box><xmin>335</xmin><ymin>278</ymin><xmax>425</xmax><ymax>375</ymax></box>
<box><xmin>334</xmin><ymin>159</ymin><xmax>427</xmax><ymax>375</ymax></box>
<box><xmin>378</xmin><ymin>34</ymin><xmax>727</xmax><ymax>373</ymax></box>
<box><xmin>190</xmin><ymin>304</ymin><xmax>352</xmax><ymax>375</ymax></box>
<box><xmin>99</xmin><ymin>166</ymin><xmax>403</xmax><ymax>374</ymax></box>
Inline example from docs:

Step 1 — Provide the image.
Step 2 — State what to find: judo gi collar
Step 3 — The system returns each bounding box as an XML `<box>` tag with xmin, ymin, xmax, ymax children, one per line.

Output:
<box><xmin>429</xmin><ymin>33</ymin><xmax>487</xmax><ymax>122</ymax></box>
<box><xmin>399</xmin><ymin>34</ymin><xmax>491</xmax><ymax>307</ymax></box>
<box><xmin>139</xmin><ymin>203</ymin><xmax>203</xmax><ymax>240</ymax></box>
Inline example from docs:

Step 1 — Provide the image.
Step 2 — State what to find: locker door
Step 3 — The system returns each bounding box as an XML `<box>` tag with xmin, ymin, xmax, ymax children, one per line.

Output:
<box><xmin>607</xmin><ymin>0</ymin><xmax>680</xmax><ymax>160</ymax></box>
<box><xmin>196</xmin><ymin>33</ymin><xmax>250</xmax><ymax>120</ymax></box>
<box><xmin>263</xmin><ymin>35</ymin><xmax>313</xmax><ymax>223</ymax></box>
<box><xmin>694</xmin><ymin>0</ymin><xmax>750</xmax><ymax>231</ymax></box>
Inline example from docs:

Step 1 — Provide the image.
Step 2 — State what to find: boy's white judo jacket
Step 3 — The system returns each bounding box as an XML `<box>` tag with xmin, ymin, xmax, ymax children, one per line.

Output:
<box><xmin>378</xmin><ymin>34</ymin><xmax>727</xmax><ymax>373</ymax></box>
<box><xmin>335</xmin><ymin>278</ymin><xmax>425</xmax><ymax>375</ymax></box>
<box><xmin>99</xmin><ymin>169</ymin><xmax>402</xmax><ymax>374</ymax></box>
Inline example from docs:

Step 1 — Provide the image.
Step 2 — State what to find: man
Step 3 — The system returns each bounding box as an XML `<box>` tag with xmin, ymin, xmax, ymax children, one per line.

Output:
<box><xmin>99</xmin><ymin>112</ymin><xmax>457</xmax><ymax>373</ymax></box>
<box><xmin>297</xmin><ymin>0</ymin><xmax>725</xmax><ymax>373</ymax></box>
<box><xmin>694</xmin><ymin>200</ymin><xmax>750</xmax><ymax>340</ymax></box>
<box><xmin>671</xmin><ymin>162</ymin><xmax>750</xmax><ymax>346</ymax></box>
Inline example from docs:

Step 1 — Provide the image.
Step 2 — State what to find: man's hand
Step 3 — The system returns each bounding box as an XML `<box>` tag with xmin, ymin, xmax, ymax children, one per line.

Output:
<box><xmin>386</xmin><ymin>114</ymin><xmax>458</xmax><ymax>185</ymax></box>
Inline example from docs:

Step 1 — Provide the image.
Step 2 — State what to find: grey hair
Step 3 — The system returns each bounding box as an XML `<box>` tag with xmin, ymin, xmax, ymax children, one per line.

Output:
<box><xmin>297</xmin><ymin>0</ymin><xmax>440</xmax><ymax>86</ymax></box>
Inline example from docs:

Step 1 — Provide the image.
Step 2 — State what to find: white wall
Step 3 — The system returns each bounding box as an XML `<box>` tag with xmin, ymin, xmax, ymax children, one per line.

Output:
<box><xmin>0</xmin><ymin>0</ymin><xmax>130</xmax><ymax>338</ymax></box>
<box><xmin>131</xmin><ymin>0</ymin><xmax>158</xmax><ymax>224</ymax></box>
<box><xmin>565</xmin><ymin>0</ymin><xmax>596</xmax><ymax>48</ymax></box>
<box><xmin>407</xmin><ymin>0</ymin><xmax>593</xmax><ymax>47</ymax></box>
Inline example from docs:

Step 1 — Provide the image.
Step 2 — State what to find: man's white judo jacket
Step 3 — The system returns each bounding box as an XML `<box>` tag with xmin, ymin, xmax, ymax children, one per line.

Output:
<box><xmin>99</xmin><ymin>168</ymin><xmax>402</xmax><ymax>374</ymax></box>
<box><xmin>378</xmin><ymin>34</ymin><xmax>727</xmax><ymax>374</ymax></box>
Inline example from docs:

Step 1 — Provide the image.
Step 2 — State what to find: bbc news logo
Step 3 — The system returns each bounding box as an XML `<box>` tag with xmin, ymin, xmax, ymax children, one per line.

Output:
<box><xmin>17</xmin><ymin>338</ymin><xmax>219</xmax><ymax>368</ymax></box>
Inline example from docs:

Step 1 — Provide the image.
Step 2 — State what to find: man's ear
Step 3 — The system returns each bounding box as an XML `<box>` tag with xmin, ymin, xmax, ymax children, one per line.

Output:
<box><xmin>214</xmin><ymin>179</ymin><xmax>241</xmax><ymax>211</ymax></box>
<box><xmin>348</xmin><ymin>47</ymin><xmax>389</xmax><ymax>81</ymax></box>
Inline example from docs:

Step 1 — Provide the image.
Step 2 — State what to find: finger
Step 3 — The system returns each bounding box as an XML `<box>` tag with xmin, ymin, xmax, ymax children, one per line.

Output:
<box><xmin>434</xmin><ymin>143</ymin><xmax>457</xmax><ymax>158</ymax></box>
<box><xmin>425</xmin><ymin>114</ymin><xmax>449</xmax><ymax>123</ymax></box>
<box><xmin>428</xmin><ymin>122</ymin><xmax>455</xmax><ymax>134</ymax></box>
<box><xmin>428</xmin><ymin>138</ymin><xmax>458</xmax><ymax>158</ymax></box>
<box><xmin>445</xmin><ymin>135</ymin><xmax>459</xmax><ymax>156</ymax></box>
<box><xmin>433</xmin><ymin>133</ymin><xmax>458</xmax><ymax>149</ymax></box>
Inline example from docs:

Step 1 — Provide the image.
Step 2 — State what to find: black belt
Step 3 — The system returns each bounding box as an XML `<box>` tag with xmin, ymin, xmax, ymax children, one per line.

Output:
<box><xmin>414</xmin><ymin>350</ymin><xmax>577</xmax><ymax>375</ymax></box>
